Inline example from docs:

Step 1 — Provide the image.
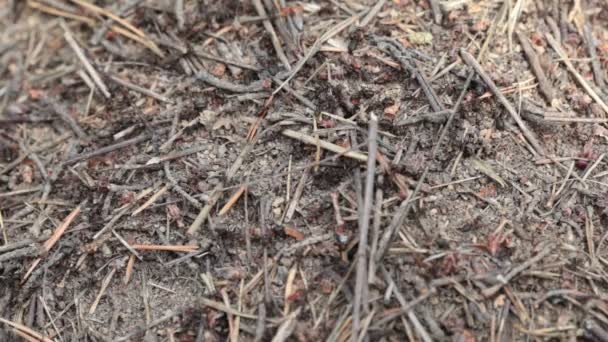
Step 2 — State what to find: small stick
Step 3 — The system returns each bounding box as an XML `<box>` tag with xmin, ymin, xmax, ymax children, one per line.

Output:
<box><xmin>89</xmin><ymin>267</ymin><xmax>116</xmax><ymax>314</ymax></box>
<box><xmin>516</xmin><ymin>31</ymin><xmax>555</xmax><ymax>104</ymax></box>
<box><xmin>108</xmin><ymin>75</ymin><xmax>173</xmax><ymax>103</ymax></box>
<box><xmin>353</xmin><ymin>114</ymin><xmax>378</xmax><ymax>340</ymax></box>
<box><xmin>112</xmin><ymin>229</ymin><xmax>143</xmax><ymax>261</ymax></box>
<box><xmin>199</xmin><ymin>297</ymin><xmax>259</xmax><ymax>320</ymax></box>
<box><xmin>147</xmin><ymin>145</ymin><xmax>207</xmax><ymax>165</ymax></box>
<box><xmin>460</xmin><ymin>49</ymin><xmax>545</xmax><ymax>155</ymax></box>
<box><xmin>124</xmin><ymin>254</ymin><xmax>135</xmax><ymax>284</ymax></box>
<box><xmin>0</xmin><ymin>317</ymin><xmax>53</xmax><ymax>342</ymax></box>
<box><xmin>132</xmin><ymin>184</ymin><xmax>169</xmax><ymax>216</ymax></box>
<box><xmin>375</xmin><ymin>168</ymin><xmax>428</xmax><ymax>262</ymax></box>
<box><xmin>252</xmin><ymin>0</ymin><xmax>291</xmax><ymax>70</ymax></box>
<box><xmin>359</xmin><ymin>0</ymin><xmax>387</xmax><ymax>27</ymax></box>
<box><xmin>218</xmin><ymin>186</ymin><xmax>246</xmax><ymax>216</ymax></box>
<box><xmin>283</xmin><ymin>166</ymin><xmax>310</xmax><ymax>222</ymax></box>
<box><xmin>175</xmin><ymin>0</ymin><xmax>185</xmax><ymax>30</ymax></box>
<box><xmin>22</xmin><ymin>203</ymin><xmax>82</xmax><ymax>282</ymax></box>
<box><xmin>50</xmin><ymin>102</ymin><xmax>89</xmax><ymax>140</ymax></box>
<box><xmin>187</xmin><ymin>183</ymin><xmax>224</xmax><ymax>235</ymax></box>
<box><xmin>481</xmin><ymin>243</ymin><xmax>553</xmax><ymax>297</ymax></box>
<box><xmin>545</xmin><ymin>33</ymin><xmax>608</xmax><ymax>115</ymax></box>
<box><xmin>583</xmin><ymin>23</ymin><xmax>605</xmax><ymax>89</ymax></box>
<box><xmin>131</xmin><ymin>244</ymin><xmax>199</xmax><ymax>252</ymax></box>
<box><xmin>64</xmin><ymin>134</ymin><xmax>148</xmax><ymax>165</ymax></box>
<box><xmin>428</xmin><ymin>0</ymin><xmax>443</xmax><ymax>24</ymax></box>
<box><xmin>281</xmin><ymin>129</ymin><xmax>368</xmax><ymax>162</ymax></box>
<box><xmin>273</xmin><ymin>15</ymin><xmax>358</xmax><ymax>94</ymax></box>
<box><xmin>61</xmin><ymin>22</ymin><xmax>111</xmax><ymax>98</ymax></box>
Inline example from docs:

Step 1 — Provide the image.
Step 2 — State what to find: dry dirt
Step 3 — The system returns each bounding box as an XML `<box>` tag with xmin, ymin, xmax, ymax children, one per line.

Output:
<box><xmin>2</xmin><ymin>0</ymin><xmax>608</xmax><ymax>341</ymax></box>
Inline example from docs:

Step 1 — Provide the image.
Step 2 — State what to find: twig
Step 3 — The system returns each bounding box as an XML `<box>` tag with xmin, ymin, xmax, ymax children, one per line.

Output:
<box><xmin>199</xmin><ymin>297</ymin><xmax>259</xmax><ymax>320</ymax></box>
<box><xmin>111</xmin><ymin>229</ymin><xmax>143</xmax><ymax>261</ymax></box>
<box><xmin>381</xmin><ymin>267</ymin><xmax>433</xmax><ymax>342</ymax></box>
<box><xmin>281</xmin><ymin>129</ymin><xmax>368</xmax><ymax>162</ymax></box>
<box><xmin>64</xmin><ymin>133</ymin><xmax>149</xmax><ymax>165</ymax></box>
<box><xmin>516</xmin><ymin>31</ymin><xmax>555</xmax><ymax>104</ymax></box>
<box><xmin>147</xmin><ymin>145</ymin><xmax>207</xmax><ymax>165</ymax></box>
<box><xmin>218</xmin><ymin>186</ymin><xmax>246</xmax><ymax>216</ymax></box>
<box><xmin>428</xmin><ymin>0</ymin><xmax>443</xmax><ymax>24</ymax></box>
<box><xmin>131</xmin><ymin>244</ymin><xmax>199</xmax><ymax>252</ymax></box>
<box><xmin>273</xmin><ymin>14</ymin><xmax>359</xmax><ymax>95</ymax></box>
<box><xmin>187</xmin><ymin>183</ymin><xmax>224</xmax><ymax>235</ymax></box>
<box><xmin>375</xmin><ymin>168</ymin><xmax>428</xmax><ymax>262</ymax></box>
<box><xmin>164</xmin><ymin>162</ymin><xmax>202</xmax><ymax>208</ymax></box>
<box><xmin>583</xmin><ymin>23</ymin><xmax>605</xmax><ymax>89</ymax></box>
<box><xmin>432</xmin><ymin>2</ymin><xmax>507</xmax><ymax>156</ymax></box>
<box><xmin>61</xmin><ymin>21</ymin><xmax>111</xmax><ymax>98</ymax></box>
<box><xmin>50</xmin><ymin>102</ymin><xmax>89</xmax><ymax>140</ymax></box>
<box><xmin>252</xmin><ymin>0</ymin><xmax>290</xmax><ymax>70</ymax></box>
<box><xmin>108</xmin><ymin>75</ymin><xmax>173</xmax><ymax>103</ymax></box>
<box><xmin>89</xmin><ymin>267</ymin><xmax>116</xmax><ymax>314</ymax></box>
<box><xmin>283</xmin><ymin>165</ymin><xmax>310</xmax><ymax>222</ymax></box>
<box><xmin>175</xmin><ymin>0</ymin><xmax>185</xmax><ymax>30</ymax></box>
<box><xmin>460</xmin><ymin>49</ymin><xmax>545</xmax><ymax>155</ymax></box>
<box><xmin>0</xmin><ymin>317</ymin><xmax>53</xmax><ymax>342</ymax></box>
<box><xmin>22</xmin><ymin>203</ymin><xmax>81</xmax><ymax>284</ymax></box>
<box><xmin>545</xmin><ymin>33</ymin><xmax>608</xmax><ymax>115</ymax></box>
<box><xmin>481</xmin><ymin>243</ymin><xmax>553</xmax><ymax>297</ymax></box>
<box><xmin>359</xmin><ymin>0</ymin><xmax>386</xmax><ymax>27</ymax></box>
<box><xmin>131</xmin><ymin>184</ymin><xmax>169</xmax><ymax>216</ymax></box>
<box><xmin>353</xmin><ymin>114</ymin><xmax>378</xmax><ymax>340</ymax></box>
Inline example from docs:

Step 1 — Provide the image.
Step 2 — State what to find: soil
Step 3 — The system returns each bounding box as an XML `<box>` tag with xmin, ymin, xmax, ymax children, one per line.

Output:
<box><xmin>2</xmin><ymin>0</ymin><xmax>608</xmax><ymax>341</ymax></box>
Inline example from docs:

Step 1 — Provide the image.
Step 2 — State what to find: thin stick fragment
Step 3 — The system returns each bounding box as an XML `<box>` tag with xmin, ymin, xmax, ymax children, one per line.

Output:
<box><xmin>375</xmin><ymin>168</ymin><xmax>428</xmax><ymax>262</ymax></box>
<box><xmin>219</xmin><ymin>186</ymin><xmax>246</xmax><ymax>216</ymax></box>
<box><xmin>460</xmin><ymin>49</ymin><xmax>545</xmax><ymax>155</ymax></box>
<box><xmin>132</xmin><ymin>184</ymin><xmax>169</xmax><ymax>216</ymax></box>
<box><xmin>281</xmin><ymin>129</ymin><xmax>368</xmax><ymax>162</ymax></box>
<box><xmin>359</xmin><ymin>0</ymin><xmax>387</xmax><ymax>27</ymax></box>
<box><xmin>131</xmin><ymin>244</ymin><xmax>199</xmax><ymax>252</ymax></box>
<box><xmin>61</xmin><ymin>22</ymin><xmax>111</xmax><ymax>98</ymax></box>
<box><xmin>109</xmin><ymin>75</ymin><xmax>173</xmax><ymax>103</ymax></box>
<box><xmin>273</xmin><ymin>15</ymin><xmax>358</xmax><ymax>95</ymax></box>
<box><xmin>545</xmin><ymin>33</ymin><xmax>608</xmax><ymax>115</ymax></box>
<box><xmin>252</xmin><ymin>0</ymin><xmax>291</xmax><ymax>70</ymax></box>
<box><xmin>89</xmin><ymin>267</ymin><xmax>116</xmax><ymax>314</ymax></box>
<box><xmin>516</xmin><ymin>31</ymin><xmax>555</xmax><ymax>103</ymax></box>
<box><xmin>0</xmin><ymin>317</ymin><xmax>53</xmax><ymax>342</ymax></box>
<box><xmin>65</xmin><ymin>134</ymin><xmax>148</xmax><ymax>165</ymax></box>
<box><xmin>175</xmin><ymin>0</ymin><xmax>185</xmax><ymax>30</ymax></box>
<box><xmin>187</xmin><ymin>183</ymin><xmax>224</xmax><ymax>235</ymax></box>
<box><xmin>112</xmin><ymin>229</ymin><xmax>143</xmax><ymax>261</ymax></box>
<box><xmin>353</xmin><ymin>114</ymin><xmax>378</xmax><ymax>340</ymax></box>
<box><xmin>583</xmin><ymin>23</ymin><xmax>605</xmax><ymax>89</ymax></box>
<box><xmin>482</xmin><ymin>243</ymin><xmax>553</xmax><ymax>297</ymax></box>
<box><xmin>199</xmin><ymin>298</ymin><xmax>259</xmax><ymax>320</ymax></box>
